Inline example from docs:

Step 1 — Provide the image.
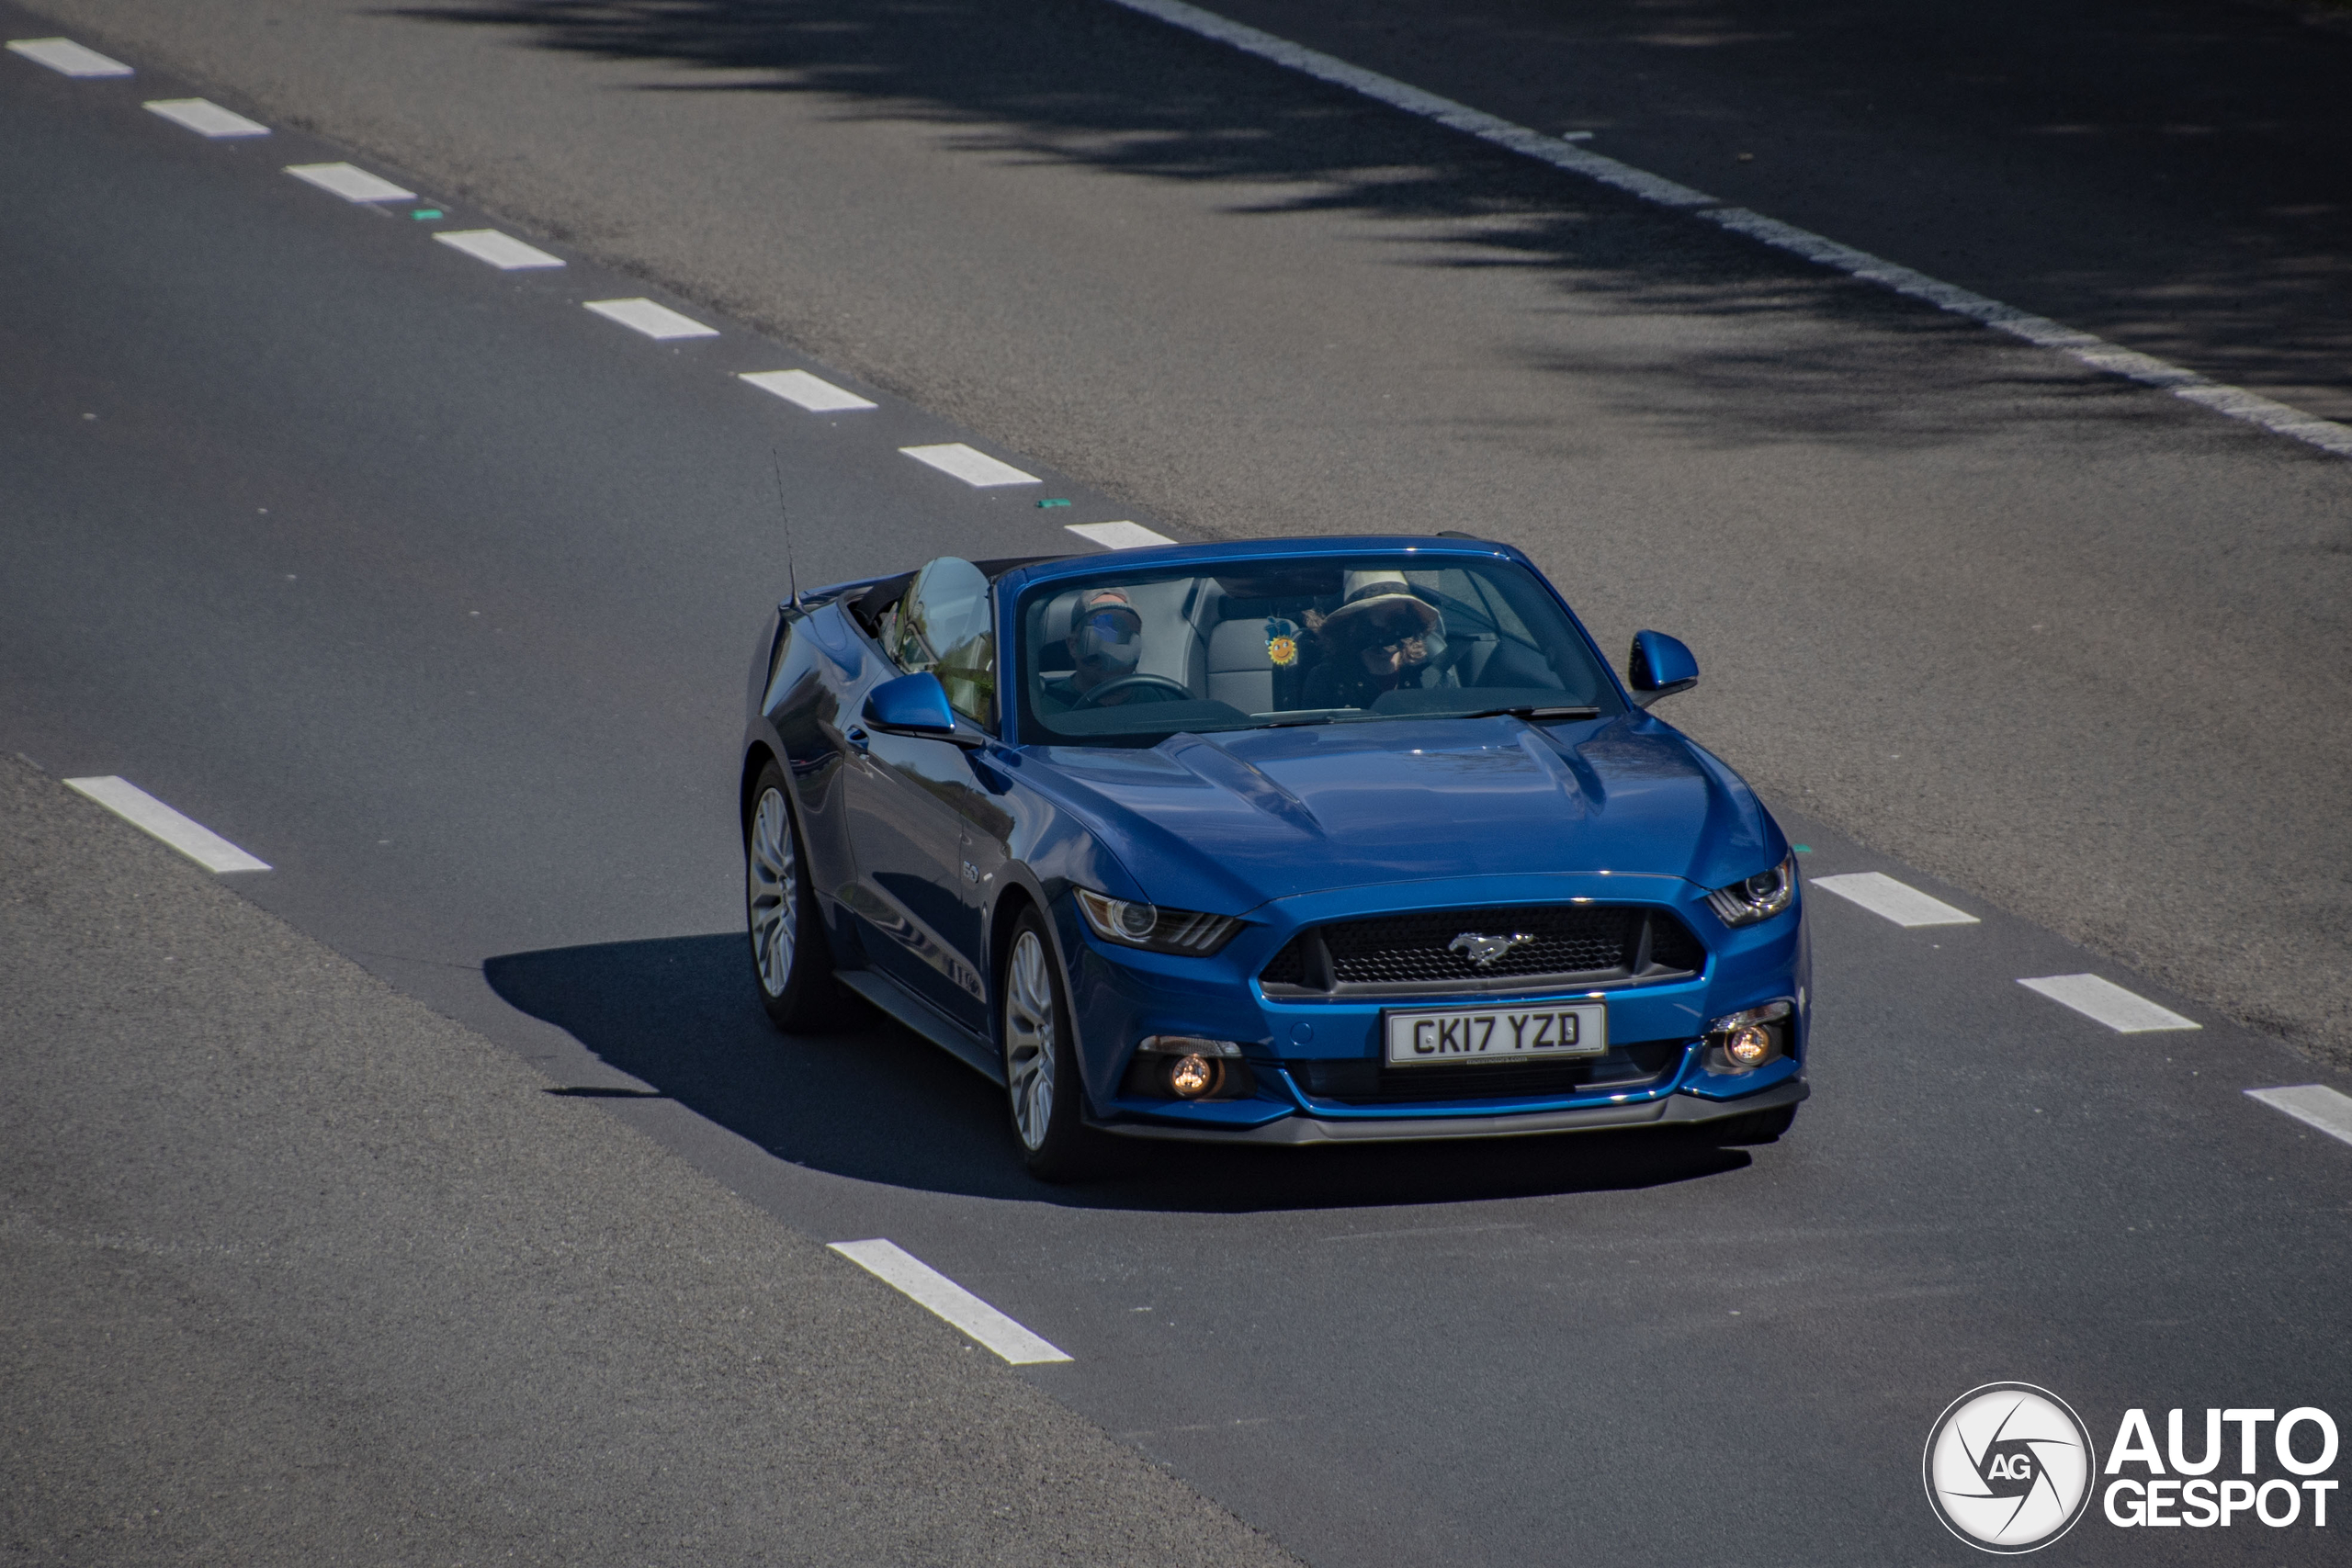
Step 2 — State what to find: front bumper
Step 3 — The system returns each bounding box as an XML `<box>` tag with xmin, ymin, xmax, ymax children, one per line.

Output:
<box><xmin>1056</xmin><ymin>872</ymin><xmax>1811</xmax><ymax>1146</ymax></box>
<box><xmin>1092</xmin><ymin>1071</ymin><xmax>1807</xmax><ymax>1145</ymax></box>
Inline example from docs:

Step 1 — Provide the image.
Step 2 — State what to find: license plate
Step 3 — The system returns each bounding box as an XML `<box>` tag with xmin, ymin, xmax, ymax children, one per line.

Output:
<box><xmin>1383</xmin><ymin>1003</ymin><xmax>1608</xmax><ymax>1066</ymax></box>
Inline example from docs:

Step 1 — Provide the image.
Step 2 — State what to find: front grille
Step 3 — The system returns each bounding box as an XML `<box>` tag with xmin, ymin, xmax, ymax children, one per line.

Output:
<box><xmin>1284</xmin><ymin>1038</ymin><xmax>1686</xmax><ymax>1105</ymax></box>
<box><xmin>1260</xmin><ymin>905</ymin><xmax>1704</xmax><ymax>998</ymax></box>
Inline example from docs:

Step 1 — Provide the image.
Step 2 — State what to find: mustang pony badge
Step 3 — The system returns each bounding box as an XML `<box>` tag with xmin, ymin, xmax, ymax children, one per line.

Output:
<box><xmin>1449</xmin><ymin>931</ymin><xmax>1536</xmax><ymax>967</ymax></box>
<box><xmin>1264</xmin><ymin>617</ymin><xmax>1301</xmax><ymax>668</ymax></box>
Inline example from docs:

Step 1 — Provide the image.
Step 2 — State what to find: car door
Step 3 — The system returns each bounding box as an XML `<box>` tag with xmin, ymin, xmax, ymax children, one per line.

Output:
<box><xmin>838</xmin><ymin>558</ymin><xmax>997</xmax><ymax>1027</ymax></box>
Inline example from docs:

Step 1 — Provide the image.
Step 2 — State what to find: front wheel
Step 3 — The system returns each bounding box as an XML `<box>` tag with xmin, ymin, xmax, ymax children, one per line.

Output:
<box><xmin>1001</xmin><ymin>908</ymin><xmax>1095</xmax><ymax>1181</ymax></box>
<box><xmin>745</xmin><ymin>761</ymin><xmax>844</xmax><ymax>1032</ymax></box>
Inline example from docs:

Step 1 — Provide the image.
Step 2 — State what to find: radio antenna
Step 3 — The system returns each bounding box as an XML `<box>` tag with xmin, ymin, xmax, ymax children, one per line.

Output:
<box><xmin>770</xmin><ymin>449</ymin><xmax>801</xmax><ymax>609</ymax></box>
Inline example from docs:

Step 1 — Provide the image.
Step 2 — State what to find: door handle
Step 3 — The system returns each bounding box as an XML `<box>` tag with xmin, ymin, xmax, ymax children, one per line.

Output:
<box><xmin>845</xmin><ymin>725</ymin><xmax>871</xmax><ymax>755</ymax></box>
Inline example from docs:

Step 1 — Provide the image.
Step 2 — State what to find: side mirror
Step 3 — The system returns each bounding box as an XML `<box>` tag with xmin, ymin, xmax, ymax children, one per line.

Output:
<box><xmin>861</xmin><ymin>671</ymin><xmax>988</xmax><ymax>748</ymax></box>
<box><xmin>1627</xmin><ymin>630</ymin><xmax>1700</xmax><ymax>707</ymax></box>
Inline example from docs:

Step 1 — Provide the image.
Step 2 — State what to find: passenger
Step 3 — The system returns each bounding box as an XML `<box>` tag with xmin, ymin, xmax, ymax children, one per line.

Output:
<box><xmin>1043</xmin><ymin>587</ymin><xmax>1148</xmax><ymax>707</ymax></box>
<box><xmin>1301</xmin><ymin>571</ymin><xmax>1449</xmax><ymax>710</ymax></box>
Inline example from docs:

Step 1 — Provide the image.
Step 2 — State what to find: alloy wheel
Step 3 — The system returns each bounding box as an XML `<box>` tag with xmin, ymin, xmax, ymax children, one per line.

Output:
<box><xmin>747</xmin><ymin>786</ymin><xmax>797</xmax><ymax>997</ymax></box>
<box><xmin>1004</xmin><ymin>929</ymin><xmax>1057</xmax><ymax>1150</ymax></box>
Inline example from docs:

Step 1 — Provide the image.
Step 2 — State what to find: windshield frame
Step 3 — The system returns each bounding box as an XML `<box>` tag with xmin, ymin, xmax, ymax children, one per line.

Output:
<box><xmin>997</xmin><ymin>537</ymin><xmax>1630</xmax><ymax>750</ymax></box>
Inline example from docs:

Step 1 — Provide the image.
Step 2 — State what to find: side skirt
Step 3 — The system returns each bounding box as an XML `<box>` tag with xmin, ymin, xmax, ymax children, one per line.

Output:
<box><xmin>836</xmin><ymin>969</ymin><xmax>1006</xmax><ymax>1088</ymax></box>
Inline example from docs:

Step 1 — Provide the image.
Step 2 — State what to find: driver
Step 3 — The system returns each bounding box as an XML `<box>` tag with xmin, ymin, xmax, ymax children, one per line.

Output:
<box><xmin>1044</xmin><ymin>587</ymin><xmax>1148</xmax><ymax>707</ymax></box>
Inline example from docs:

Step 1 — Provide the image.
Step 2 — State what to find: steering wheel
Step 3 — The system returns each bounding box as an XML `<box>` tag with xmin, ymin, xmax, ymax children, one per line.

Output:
<box><xmin>1071</xmin><ymin>673</ymin><xmax>1193</xmax><ymax>708</ymax></box>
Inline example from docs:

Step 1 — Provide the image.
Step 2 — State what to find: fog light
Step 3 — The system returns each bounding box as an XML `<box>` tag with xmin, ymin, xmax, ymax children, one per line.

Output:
<box><xmin>1704</xmin><ymin>999</ymin><xmax>1792</xmax><ymax>1073</ymax></box>
<box><xmin>1724</xmin><ymin>1024</ymin><xmax>1772</xmax><ymax>1067</ymax></box>
<box><xmin>1167</xmin><ymin>1054</ymin><xmax>1217</xmax><ymax>1099</ymax></box>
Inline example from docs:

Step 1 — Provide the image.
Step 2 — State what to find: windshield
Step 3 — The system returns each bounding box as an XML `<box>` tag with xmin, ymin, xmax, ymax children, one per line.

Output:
<box><xmin>1014</xmin><ymin>555</ymin><xmax>1623</xmax><ymax>746</ymax></box>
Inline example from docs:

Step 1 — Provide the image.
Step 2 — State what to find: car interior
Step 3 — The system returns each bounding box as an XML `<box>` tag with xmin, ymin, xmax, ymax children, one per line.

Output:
<box><xmin>1020</xmin><ymin>559</ymin><xmax>1612</xmax><ymax>742</ymax></box>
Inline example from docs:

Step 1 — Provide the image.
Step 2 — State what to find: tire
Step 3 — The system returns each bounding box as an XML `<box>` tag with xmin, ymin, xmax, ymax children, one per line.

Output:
<box><xmin>1714</xmin><ymin>1104</ymin><xmax>1797</xmax><ymax>1145</ymax></box>
<box><xmin>1000</xmin><ymin>908</ymin><xmax>1096</xmax><ymax>1181</ymax></box>
<box><xmin>745</xmin><ymin>761</ymin><xmax>844</xmax><ymax>1032</ymax></box>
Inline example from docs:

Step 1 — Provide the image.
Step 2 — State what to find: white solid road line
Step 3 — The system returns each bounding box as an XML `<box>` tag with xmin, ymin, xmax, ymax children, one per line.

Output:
<box><xmin>739</xmin><ymin>369</ymin><xmax>877</xmax><ymax>413</ymax></box>
<box><xmin>1104</xmin><ymin>0</ymin><xmax>1711</xmax><ymax>209</ymax></box>
<box><xmin>433</xmin><ymin>229</ymin><xmax>564</xmax><ymax>271</ymax></box>
<box><xmin>286</xmin><ymin>162</ymin><xmax>415</xmax><ymax>203</ymax></box>
<box><xmin>7</xmin><ymin>37</ymin><xmax>133</xmax><ymax>76</ymax></box>
<box><xmin>64</xmin><ymin>777</ymin><xmax>270</xmax><ymax>874</ymax></box>
<box><xmin>1808</xmin><ymin>872</ymin><xmax>1978</xmax><ymax>928</ymax></box>
<box><xmin>1698</xmin><ymin>208</ymin><xmax>2352</xmax><ymax>459</ymax></box>
<box><xmin>1101</xmin><ymin>0</ymin><xmax>2352</xmax><ymax>462</ymax></box>
<box><xmin>899</xmin><ymin>443</ymin><xmax>1041</xmax><ymax>488</ymax></box>
<box><xmin>143</xmin><ymin>98</ymin><xmax>270</xmax><ymax>139</ymax></box>
<box><xmin>2018</xmin><ymin>974</ymin><xmax>2199</xmax><ymax>1033</ymax></box>
<box><xmin>583</xmin><ymin>298</ymin><xmax>719</xmax><ymax>340</ymax></box>
<box><xmin>828</xmin><ymin>1239</ymin><xmax>1072</xmax><ymax>1365</ymax></box>
<box><xmin>2245</xmin><ymin>1086</ymin><xmax>2352</xmax><ymax>1149</ymax></box>
<box><xmin>1067</xmin><ymin>521</ymin><xmax>1176</xmax><ymax>549</ymax></box>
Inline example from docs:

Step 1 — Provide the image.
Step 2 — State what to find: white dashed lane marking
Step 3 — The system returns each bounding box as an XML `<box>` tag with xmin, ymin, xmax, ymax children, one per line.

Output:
<box><xmin>2245</xmin><ymin>1086</ymin><xmax>2352</xmax><ymax>1149</ymax></box>
<box><xmin>286</xmin><ymin>162</ymin><xmax>415</xmax><ymax>203</ymax></box>
<box><xmin>433</xmin><ymin>229</ymin><xmax>564</xmax><ymax>271</ymax></box>
<box><xmin>1103</xmin><ymin>0</ymin><xmax>2352</xmax><ymax>461</ymax></box>
<box><xmin>1066</xmin><ymin>521</ymin><xmax>1176</xmax><ymax>549</ymax></box>
<box><xmin>1809</xmin><ymin>872</ymin><xmax>1978</xmax><ymax>928</ymax></box>
<box><xmin>899</xmin><ymin>443</ymin><xmax>1040</xmax><ymax>488</ymax></box>
<box><xmin>583</xmin><ymin>298</ymin><xmax>718</xmax><ymax>340</ymax></box>
<box><xmin>7</xmin><ymin>37</ymin><xmax>133</xmax><ymax>76</ymax></box>
<box><xmin>828</xmin><ymin>1240</ymin><xmax>1072</xmax><ymax>1365</ymax></box>
<box><xmin>64</xmin><ymin>777</ymin><xmax>270</xmax><ymax>874</ymax></box>
<box><xmin>739</xmin><ymin>369</ymin><xmax>876</xmax><ymax>412</ymax></box>
<box><xmin>144</xmin><ymin>98</ymin><xmax>270</xmax><ymax>139</ymax></box>
<box><xmin>2018</xmin><ymin>974</ymin><xmax>2199</xmax><ymax>1033</ymax></box>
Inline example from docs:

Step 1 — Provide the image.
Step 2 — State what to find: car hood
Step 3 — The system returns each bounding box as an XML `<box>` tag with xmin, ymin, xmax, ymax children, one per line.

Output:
<box><xmin>1022</xmin><ymin>714</ymin><xmax>1783</xmax><ymax>914</ymax></box>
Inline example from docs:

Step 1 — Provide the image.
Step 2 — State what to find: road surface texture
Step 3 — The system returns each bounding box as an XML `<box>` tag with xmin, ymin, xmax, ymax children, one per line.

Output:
<box><xmin>3</xmin><ymin>1</ymin><xmax>2348</xmax><ymax>1563</ymax></box>
<box><xmin>19</xmin><ymin>0</ymin><xmax>2352</xmax><ymax>1066</ymax></box>
<box><xmin>0</xmin><ymin>759</ymin><xmax>1295</xmax><ymax>1565</ymax></box>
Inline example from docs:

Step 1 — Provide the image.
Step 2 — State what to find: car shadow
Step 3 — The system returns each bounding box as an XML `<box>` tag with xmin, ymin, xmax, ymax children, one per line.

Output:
<box><xmin>483</xmin><ymin>933</ymin><xmax>1752</xmax><ymax>1212</ymax></box>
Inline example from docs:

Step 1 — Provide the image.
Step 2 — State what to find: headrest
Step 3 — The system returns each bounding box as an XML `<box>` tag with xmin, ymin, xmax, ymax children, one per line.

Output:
<box><xmin>1042</xmin><ymin>590</ymin><xmax>1084</xmax><ymax>644</ymax></box>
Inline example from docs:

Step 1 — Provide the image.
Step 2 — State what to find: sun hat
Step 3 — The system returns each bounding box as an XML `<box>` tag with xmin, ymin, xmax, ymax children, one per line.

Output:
<box><xmin>1318</xmin><ymin>570</ymin><xmax>1441</xmax><ymax>641</ymax></box>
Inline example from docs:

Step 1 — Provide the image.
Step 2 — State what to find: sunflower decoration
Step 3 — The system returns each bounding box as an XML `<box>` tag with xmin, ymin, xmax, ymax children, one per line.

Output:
<box><xmin>1263</xmin><ymin>617</ymin><xmax>1301</xmax><ymax>668</ymax></box>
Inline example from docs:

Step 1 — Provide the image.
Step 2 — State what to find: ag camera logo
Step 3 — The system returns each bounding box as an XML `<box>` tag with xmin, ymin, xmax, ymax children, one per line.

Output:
<box><xmin>1923</xmin><ymin>1383</ymin><xmax>2097</xmax><ymax>1553</ymax></box>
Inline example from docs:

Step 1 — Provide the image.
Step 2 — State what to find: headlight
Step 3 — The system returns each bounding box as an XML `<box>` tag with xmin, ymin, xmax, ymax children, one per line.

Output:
<box><xmin>1705</xmin><ymin>854</ymin><xmax>1797</xmax><ymax>927</ymax></box>
<box><xmin>1073</xmin><ymin>888</ymin><xmax>1243</xmax><ymax>955</ymax></box>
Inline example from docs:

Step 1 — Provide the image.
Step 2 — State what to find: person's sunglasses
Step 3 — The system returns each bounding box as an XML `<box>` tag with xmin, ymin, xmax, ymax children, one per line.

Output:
<box><xmin>1080</xmin><ymin>611</ymin><xmax>1141</xmax><ymax>642</ymax></box>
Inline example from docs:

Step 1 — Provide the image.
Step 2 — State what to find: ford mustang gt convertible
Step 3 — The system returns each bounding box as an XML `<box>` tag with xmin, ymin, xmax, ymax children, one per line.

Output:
<box><xmin>739</xmin><ymin>535</ymin><xmax>1808</xmax><ymax>1179</ymax></box>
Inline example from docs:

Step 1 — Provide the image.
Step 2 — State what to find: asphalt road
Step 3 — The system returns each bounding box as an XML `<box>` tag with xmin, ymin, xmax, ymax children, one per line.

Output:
<box><xmin>0</xmin><ymin>755</ymin><xmax>1294</xmax><ymax>1568</ymax></box>
<box><xmin>21</xmin><ymin>0</ymin><xmax>2352</xmax><ymax>1068</ymax></box>
<box><xmin>1197</xmin><ymin>0</ymin><xmax>2352</xmax><ymax>423</ymax></box>
<box><xmin>3</xmin><ymin>2</ymin><xmax>2350</xmax><ymax>1564</ymax></box>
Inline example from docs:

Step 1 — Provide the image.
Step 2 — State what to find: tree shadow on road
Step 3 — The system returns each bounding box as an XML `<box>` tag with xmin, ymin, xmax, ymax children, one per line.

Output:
<box><xmin>483</xmin><ymin>933</ymin><xmax>1751</xmax><ymax>1212</ymax></box>
<box><xmin>379</xmin><ymin>0</ymin><xmax>2223</xmax><ymax>455</ymax></box>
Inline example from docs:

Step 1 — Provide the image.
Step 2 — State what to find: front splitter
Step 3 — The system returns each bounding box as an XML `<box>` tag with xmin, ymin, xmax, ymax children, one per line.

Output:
<box><xmin>1092</xmin><ymin>1076</ymin><xmax>1808</xmax><ymax>1145</ymax></box>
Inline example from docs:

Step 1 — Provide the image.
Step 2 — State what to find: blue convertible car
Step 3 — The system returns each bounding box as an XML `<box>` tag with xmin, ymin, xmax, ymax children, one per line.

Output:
<box><xmin>741</xmin><ymin>536</ymin><xmax>1807</xmax><ymax>1178</ymax></box>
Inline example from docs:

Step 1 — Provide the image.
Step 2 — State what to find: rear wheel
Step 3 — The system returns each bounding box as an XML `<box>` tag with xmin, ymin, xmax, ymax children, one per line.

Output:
<box><xmin>745</xmin><ymin>761</ymin><xmax>843</xmax><ymax>1032</ymax></box>
<box><xmin>1001</xmin><ymin>908</ymin><xmax>1094</xmax><ymax>1181</ymax></box>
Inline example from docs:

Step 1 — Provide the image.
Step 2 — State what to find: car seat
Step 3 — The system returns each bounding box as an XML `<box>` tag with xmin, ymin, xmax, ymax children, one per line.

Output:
<box><xmin>1205</xmin><ymin>617</ymin><xmax>1276</xmax><ymax>715</ymax></box>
